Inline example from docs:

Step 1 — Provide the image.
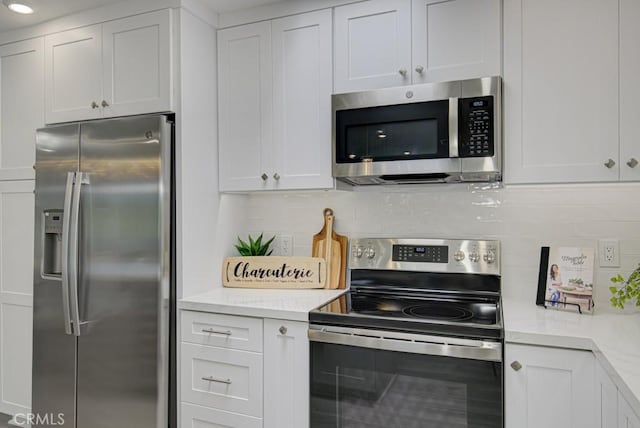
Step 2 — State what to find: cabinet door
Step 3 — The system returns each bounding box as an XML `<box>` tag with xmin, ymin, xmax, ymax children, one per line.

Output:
<box><xmin>504</xmin><ymin>0</ymin><xmax>619</xmax><ymax>183</ymax></box>
<box><xmin>181</xmin><ymin>403</ymin><xmax>262</xmax><ymax>428</ymax></box>
<box><xmin>596</xmin><ymin>361</ymin><xmax>618</xmax><ymax>428</ymax></box>
<box><xmin>334</xmin><ymin>0</ymin><xmax>411</xmax><ymax>92</ymax></box>
<box><xmin>0</xmin><ymin>38</ymin><xmax>44</xmax><ymax>181</ymax></box>
<box><xmin>505</xmin><ymin>344</ymin><xmax>596</xmax><ymax>428</ymax></box>
<box><xmin>263</xmin><ymin>319</ymin><xmax>309</xmax><ymax>428</ymax></box>
<box><xmin>272</xmin><ymin>10</ymin><xmax>333</xmax><ymax>190</ymax></box>
<box><xmin>619</xmin><ymin>392</ymin><xmax>640</xmax><ymax>428</ymax></box>
<box><xmin>218</xmin><ymin>22</ymin><xmax>273</xmax><ymax>192</ymax></box>
<box><xmin>45</xmin><ymin>25</ymin><xmax>102</xmax><ymax>123</ymax></box>
<box><xmin>0</xmin><ymin>181</ymin><xmax>34</xmax><ymax>416</ymax></box>
<box><xmin>102</xmin><ymin>9</ymin><xmax>172</xmax><ymax>117</ymax></box>
<box><xmin>620</xmin><ymin>0</ymin><xmax>640</xmax><ymax>181</ymax></box>
<box><xmin>411</xmin><ymin>0</ymin><xmax>501</xmax><ymax>84</ymax></box>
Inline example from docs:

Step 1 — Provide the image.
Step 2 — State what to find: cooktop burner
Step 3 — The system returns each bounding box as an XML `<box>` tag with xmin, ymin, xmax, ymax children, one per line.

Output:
<box><xmin>403</xmin><ymin>303</ymin><xmax>474</xmax><ymax>321</ymax></box>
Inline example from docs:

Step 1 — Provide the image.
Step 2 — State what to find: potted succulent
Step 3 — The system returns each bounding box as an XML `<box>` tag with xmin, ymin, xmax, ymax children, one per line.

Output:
<box><xmin>235</xmin><ymin>233</ymin><xmax>275</xmax><ymax>256</ymax></box>
<box><xmin>609</xmin><ymin>263</ymin><xmax>640</xmax><ymax>309</ymax></box>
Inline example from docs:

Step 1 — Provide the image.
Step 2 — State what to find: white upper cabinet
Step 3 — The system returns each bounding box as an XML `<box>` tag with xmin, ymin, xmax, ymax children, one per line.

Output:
<box><xmin>504</xmin><ymin>0</ymin><xmax>619</xmax><ymax>183</ymax></box>
<box><xmin>0</xmin><ymin>38</ymin><xmax>44</xmax><ymax>180</ymax></box>
<box><xmin>45</xmin><ymin>25</ymin><xmax>103</xmax><ymax>123</ymax></box>
<box><xmin>45</xmin><ymin>9</ymin><xmax>172</xmax><ymax>124</ymax></box>
<box><xmin>334</xmin><ymin>0</ymin><xmax>501</xmax><ymax>93</ymax></box>
<box><xmin>411</xmin><ymin>0</ymin><xmax>501</xmax><ymax>84</ymax></box>
<box><xmin>620</xmin><ymin>0</ymin><xmax>640</xmax><ymax>181</ymax></box>
<box><xmin>334</xmin><ymin>0</ymin><xmax>412</xmax><ymax>92</ymax></box>
<box><xmin>218</xmin><ymin>10</ymin><xmax>333</xmax><ymax>192</ymax></box>
<box><xmin>218</xmin><ymin>21</ymin><xmax>273</xmax><ymax>192</ymax></box>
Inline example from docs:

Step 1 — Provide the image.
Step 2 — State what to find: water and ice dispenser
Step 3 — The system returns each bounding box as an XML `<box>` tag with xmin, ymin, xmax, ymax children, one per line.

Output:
<box><xmin>42</xmin><ymin>210</ymin><xmax>63</xmax><ymax>276</ymax></box>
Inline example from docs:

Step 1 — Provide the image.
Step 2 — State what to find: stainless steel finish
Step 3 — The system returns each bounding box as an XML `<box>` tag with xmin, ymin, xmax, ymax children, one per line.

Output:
<box><xmin>627</xmin><ymin>158</ymin><xmax>638</xmax><ymax>168</ymax></box>
<box><xmin>201</xmin><ymin>376</ymin><xmax>232</xmax><ymax>385</ymax></box>
<box><xmin>202</xmin><ymin>328</ymin><xmax>232</xmax><ymax>335</ymax></box>
<box><xmin>510</xmin><ymin>361</ymin><xmax>522</xmax><ymax>371</ymax></box>
<box><xmin>101</xmin><ymin>100</ymin><xmax>109</xmax><ymax>108</ymax></box>
<box><xmin>449</xmin><ymin>97</ymin><xmax>459</xmax><ymax>158</ymax></box>
<box><xmin>61</xmin><ymin>172</ymin><xmax>75</xmax><ymax>335</ymax></box>
<box><xmin>349</xmin><ymin>238</ymin><xmax>501</xmax><ymax>276</ymax></box>
<box><xmin>273</xmin><ymin>173</ymin><xmax>280</xmax><ymax>180</ymax></box>
<box><xmin>332</xmin><ymin>76</ymin><xmax>502</xmax><ymax>185</ymax></box>
<box><xmin>398</xmin><ymin>68</ymin><xmax>407</xmax><ymax>76</ymax></box>
<box><xmin>91</xmin><ymin>101</ymin><xmax>99</xmax><ymax>109</ymax></box>
<box><xmin>415</xmin><ymin>65</ymin><xmax>424</xmax><ymax>74</ymax></box>
<box><xmin>308</xmin><ymin>325</ymin><xmax>502</xmax><ymax>362</ymax></box>
<box><xmin>605</xmin><ymin>158</ymin><xmax>616</xmax><ymax>168</ymax></box>
<box><xmin>261</xmin><ymin>173</ymin><xmax>268</xmax><ymax>181</ymax></box>
<box><xmin>68</xmin><ymin>171</ymin><xmax>84</xmax><ymax>337</ymax></box>
<box><xmin>279</xmin><ymin>325</ymin><xmax>287</xmax><ymax>335</ymax></box>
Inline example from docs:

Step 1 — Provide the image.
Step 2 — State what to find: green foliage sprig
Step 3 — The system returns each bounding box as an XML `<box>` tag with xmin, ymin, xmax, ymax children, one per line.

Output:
<box><xmin>235</xmin><ymin>233</ymin><xmax>275</xmax><ymax>256</ymax></box>
<box><xmin>610</xmin><ymin>263</ymin><xmax>640</xmax><ymax>309</ymax></box>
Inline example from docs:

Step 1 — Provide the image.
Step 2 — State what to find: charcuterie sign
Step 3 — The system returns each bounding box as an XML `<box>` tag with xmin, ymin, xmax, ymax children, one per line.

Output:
<box><xmin>222</xmin><ymin>256</ymin><xmax>326</xmax><ymax>289</ymax></box>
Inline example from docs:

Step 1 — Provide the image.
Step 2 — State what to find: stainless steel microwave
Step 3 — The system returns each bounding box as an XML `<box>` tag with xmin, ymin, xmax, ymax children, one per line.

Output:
<box><xmin>332</xmin><ymin>76</ymin><xmax>502</xmax><ymax>185</ymax></box>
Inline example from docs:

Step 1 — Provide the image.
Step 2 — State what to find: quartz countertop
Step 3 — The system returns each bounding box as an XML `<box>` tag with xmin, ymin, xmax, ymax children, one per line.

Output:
<box><xmin>179</xmin><ymin>288</ymin><xmax>346</xmax><ymax>322</ymax></box>
<box><xmin>503</xmin><ymin>297</ymin><xmax>640</xmax><ymax>416</ymax></box>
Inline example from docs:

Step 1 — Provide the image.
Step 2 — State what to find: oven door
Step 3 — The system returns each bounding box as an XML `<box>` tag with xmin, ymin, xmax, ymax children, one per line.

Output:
<box><xmin>309</xmin><ymin>326</ymin><xmax>503</xmax><ymax>428</ymax></box>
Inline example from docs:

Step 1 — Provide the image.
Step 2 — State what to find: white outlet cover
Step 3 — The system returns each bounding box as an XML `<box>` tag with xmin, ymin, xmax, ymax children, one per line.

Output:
<box><xmin>598</xmin><ymin>239</ymin><xmax>620</xmax><ymax>267</ymax></box>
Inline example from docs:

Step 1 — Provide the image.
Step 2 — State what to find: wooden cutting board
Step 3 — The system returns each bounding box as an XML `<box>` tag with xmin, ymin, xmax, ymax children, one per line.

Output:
<box><xmin>312</xmin><ymin>208</ymin><xmax>347</xmax><ymax>289</ymax></box>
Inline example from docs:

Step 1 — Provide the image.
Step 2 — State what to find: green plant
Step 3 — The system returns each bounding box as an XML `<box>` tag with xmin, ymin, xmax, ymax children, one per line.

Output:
<box><xmin>235</xmin><ymin>233</ymin><xmax>275</xmax><ymax>256</ymax></box>
<box><xmin>610</xmin><ymin>263</ymin><xmax>640</xmax><ymax>309</ymax></box>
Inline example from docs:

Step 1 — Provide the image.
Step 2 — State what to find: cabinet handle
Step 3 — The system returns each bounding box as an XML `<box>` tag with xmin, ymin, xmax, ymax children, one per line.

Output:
<box><xmin>201</xmin><ymin>328</ymin><xmax>232</xmax><ymax>335</ymax></box>
<box><xmin>627</xmin><ymin>158</ymin><xmax>638</xmax><ymax>168</ymax></box>
<box><xmin>398</xmin><ymin>68</ymin><xmax>407</xmax><ymax>77</ymax></box>
<box><xmin>261</xmin><ymin>173</ymin><xmax>268</xmax><ymax>181</ymax></box>
<box><xmin>101</xmin><ymin>100</ymin><xmax>109</xmax><ymax>108</ymax></box>
<box><xmin>202</xmin><ymin>376</ymin><xmax>232</xmax><ymax>385</ymax></box>
<box><xmin>91</xmin><ymin>101</ymin><xmax>99</xmax><ymax>109</ymax></box>
<box><xmin>273</xmin><ymin>173</ymin><xmax>280</xmax><ymax>181</ymax></box>
<box><xmin>510</xmin><ymin>361</ymin><xmax>523</xmax><ymax>371</ymax></box>
<box><xmin>278</xmin><ymin>325</ymin><xmax>287</xmax><ymax>335</ymax></box>
<box><xmin>604</xmin><ymin>159</ymin><xmax>616</xmax><ymax>169</ymax></box>
<box><xmin>415</xmin><ymin>65</ymin><xmax>424</xmax><ymax>74</ymax></box>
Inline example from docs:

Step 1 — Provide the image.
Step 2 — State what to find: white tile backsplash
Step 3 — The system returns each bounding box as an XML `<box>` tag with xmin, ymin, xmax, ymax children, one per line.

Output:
<box><xmin>214</xmin><ymin>183</ymin><xmax>640</xmax><ymax>313</ymax></box>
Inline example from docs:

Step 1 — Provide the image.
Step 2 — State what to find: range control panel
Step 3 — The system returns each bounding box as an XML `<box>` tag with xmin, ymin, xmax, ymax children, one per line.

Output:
<box><xmin>458</xmin><ymin>96</ymin><xmax>494</xmax><ymax>158</ymax></box>
<box><xmin>350</xmin><ymin>238</ymin><xmax>501</xmax><ymax>276</ymax></box>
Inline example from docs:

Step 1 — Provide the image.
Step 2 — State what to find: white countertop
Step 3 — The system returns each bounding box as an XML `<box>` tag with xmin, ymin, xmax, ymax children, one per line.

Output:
<box><xmin>503</xmin><ymin>297</ymin><xmax>640</xmax><ymax>416</ymax></box>
<box><xmin>179</xmin><ymin>288</ymin><xmax>346</xmax><ymax>322</ymax></box>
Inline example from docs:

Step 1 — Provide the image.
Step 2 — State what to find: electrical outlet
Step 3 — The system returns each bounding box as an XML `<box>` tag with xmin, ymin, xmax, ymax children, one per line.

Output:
<box><xmin>599</xmin><ymin>239</ymin><xmax>620</xmax><ymax>267</ymax></box>
<box><xmin>278</xmin><ymin>235</ymin><xmax>293</xmax><ymax>256</ymax></box>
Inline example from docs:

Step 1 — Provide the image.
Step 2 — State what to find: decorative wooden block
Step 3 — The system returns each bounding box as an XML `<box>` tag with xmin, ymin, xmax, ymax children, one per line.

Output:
<box><xmin>222</xmin><ymin>256</ymin><xmax>327</xmax><ymax>289</ymax></box>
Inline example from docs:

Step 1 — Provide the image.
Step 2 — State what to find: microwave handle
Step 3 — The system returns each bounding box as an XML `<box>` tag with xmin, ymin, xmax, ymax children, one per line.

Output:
<box><xmin>449</xmin><ymin>97</ymin><xmax>459</xmax><ymax>158</ymax></box>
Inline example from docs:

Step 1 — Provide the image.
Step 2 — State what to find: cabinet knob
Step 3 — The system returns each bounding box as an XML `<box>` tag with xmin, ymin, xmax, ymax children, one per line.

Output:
<box><xmin>261</xmin><ymin>173</ymin><xmax>268</xmax><ymax>181</ymax></box>
<box><xmin>415</xmin><ymin>65</ymin><xmax>424</xmax><ymax>74</ymax></box>
<box><xmin>398</xmin><ymin>68</ymin><xmax>407</xmax><ymax>77</ymax></box>
<box><xmin>273</xmin><ymin>173</ymin><xmax>280</xmax><ymax>180</ymax></box>
<box><xmin>101</xmin><ymin>100</ymin><xmax>109</xmax><ymax>108</ymax></box>
<box><xmin>510</xmin><ymin>361</ymin><xmax>523</xmax><ymax>371</ymax></box>
<box><xmin>627</xmin><ymin>158</ymin><xmax>638</xmax><ymax>168</ymax></box>
<box><xmin>278</xmin><ymin>325</ymin><xmax>287</xmax><ymax>335</ymax></box>
<box><xmin>91</xmin><ymin>101</ymin><xmax>99</xmax><ymax>109</ymax></box>
<box><xmin>604</xmin><ymin>158</ymin><xmax>616</xmax><ymax>169</ymax></box>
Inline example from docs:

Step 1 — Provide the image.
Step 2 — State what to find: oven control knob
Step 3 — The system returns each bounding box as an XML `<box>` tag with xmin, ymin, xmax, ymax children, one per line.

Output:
<box><xmin>483</xmin><ymin>252</ymin><xmax>496</xmax><ymax>264</ymax></box>
<box><xmin>366</xmin><ymin>247</ymin><xmax>376</xmax><ymax>259</ymax></box>
<box><xmin>469</xmin><ymin>252</ymin><xmax>480</xmax><ymax>263</ymax></box>
<box><xmin>353</xmin><ymin>246</ymin><xmax>364</xmax><ymax>258</ymax></box>
<box><xmin>453</xmin><ymin>250</ymin><xmax>465</xmax><ymax>262</ymax></box>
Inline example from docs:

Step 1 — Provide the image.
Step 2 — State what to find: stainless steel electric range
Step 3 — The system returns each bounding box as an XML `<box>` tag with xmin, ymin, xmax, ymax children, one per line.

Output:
<box><xmin>309</xmin><ymin>238</ymin><xmax>503</xmax><ymax>428</ymax></box>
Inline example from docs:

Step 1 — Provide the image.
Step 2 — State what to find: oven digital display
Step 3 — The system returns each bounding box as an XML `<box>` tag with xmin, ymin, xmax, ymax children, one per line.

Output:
<box><xmin>392</xmin><ymin>245</ymin><xmax>448</xmax><ymax>263</ymax></box>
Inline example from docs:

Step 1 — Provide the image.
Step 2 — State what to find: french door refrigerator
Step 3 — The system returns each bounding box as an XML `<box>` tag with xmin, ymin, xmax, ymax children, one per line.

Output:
<box><xmin>32</xmin><ymin>114</ymin><xmax>175</xmax><ymax>428</ymax></box>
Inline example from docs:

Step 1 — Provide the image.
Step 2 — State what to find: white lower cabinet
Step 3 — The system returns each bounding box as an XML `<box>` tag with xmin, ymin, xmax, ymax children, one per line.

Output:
<box><xmin>505</xmin><ymin>343</ymin><xmax>596</xmax><ymax>428</ymax></box>
<box><xmin>180</xmin><ymin>310</ymin><xmax>310</xmax><ymax>428</ymax></box>
<box><xmin>596</xmin><ymin>360</ymin><xmax>618</xmax><ymax>428</ymax></box>
<box><xmin>619</xmin><ymin>391</ymin><xmax>640</xmax><ymax>428</ymax></box>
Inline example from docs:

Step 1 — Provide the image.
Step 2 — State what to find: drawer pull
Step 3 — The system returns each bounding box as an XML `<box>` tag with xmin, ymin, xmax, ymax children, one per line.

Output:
<box><xmin>202</xmin><ymin>376</ymin><xmax>232</xmax><ymax>385</ymax></box>
<box><xmin>201</xmin><ymin>328</ymin><xmax>232</xmax><ymax>336</ymax></box>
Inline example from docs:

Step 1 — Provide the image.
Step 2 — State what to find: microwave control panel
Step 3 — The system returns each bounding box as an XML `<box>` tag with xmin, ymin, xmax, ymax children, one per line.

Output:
<box><xmin>458</xmin><ymin>96</ymin><xmax>494</xmax><ymax>157</ymax></box>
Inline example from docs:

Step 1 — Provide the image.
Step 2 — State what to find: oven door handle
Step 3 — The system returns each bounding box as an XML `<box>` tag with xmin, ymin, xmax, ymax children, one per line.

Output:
<box><xmin>308</xmin><ymin>327</ymin><xmax>502</xmax><ymax>362</ymax></box>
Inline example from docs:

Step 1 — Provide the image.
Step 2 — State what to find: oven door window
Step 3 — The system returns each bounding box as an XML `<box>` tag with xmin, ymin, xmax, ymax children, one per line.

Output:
<box><xmin>335</xmin><ymin>100</ymin><xmax>450</xmax><ymax>163</ymax></box>
<box><xmin>310</xmin><ymin>342</ymin><xmax>502</xmax><ymax>428</ymax></box>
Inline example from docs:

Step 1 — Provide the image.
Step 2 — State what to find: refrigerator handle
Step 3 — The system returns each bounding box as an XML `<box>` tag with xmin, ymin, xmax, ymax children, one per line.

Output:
<box><xmin>61</xmin><ymin>172</ymin><xmax>75</xmax><ymax>335</ymax></box>
<box><xmin>69</xmin><ymin>171</ymin><xmax>87</xmax><ymax>337</ymax></box>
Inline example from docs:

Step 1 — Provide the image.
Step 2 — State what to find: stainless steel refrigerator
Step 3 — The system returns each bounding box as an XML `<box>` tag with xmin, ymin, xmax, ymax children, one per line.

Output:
<box><xmin>32</xmin><ymin>114</ymin><xmax>175</xmax><ymax>428</ymax></box>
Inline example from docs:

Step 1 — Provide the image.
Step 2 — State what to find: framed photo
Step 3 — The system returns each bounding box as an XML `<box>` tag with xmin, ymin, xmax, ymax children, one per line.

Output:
<box><xmin>537</xmin><ymin>246</ymin><xmax>595</xmax><ymax>314</ymax></box>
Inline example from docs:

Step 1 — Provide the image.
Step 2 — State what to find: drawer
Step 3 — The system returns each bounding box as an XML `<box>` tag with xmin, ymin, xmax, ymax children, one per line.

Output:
<box><xmin>181</xmin><ymin>402</ymin><xmax>262</xmax><ymax>428</ymax></box>
<box><xmin>181</xmin><ymin>343</ymin><xmax>263</xmax><ymax>417</ymax></box>
<box><xmin>181</xmin><ymin>310</ymin><xmax>263</xmax><ymax>352</ymax></box>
